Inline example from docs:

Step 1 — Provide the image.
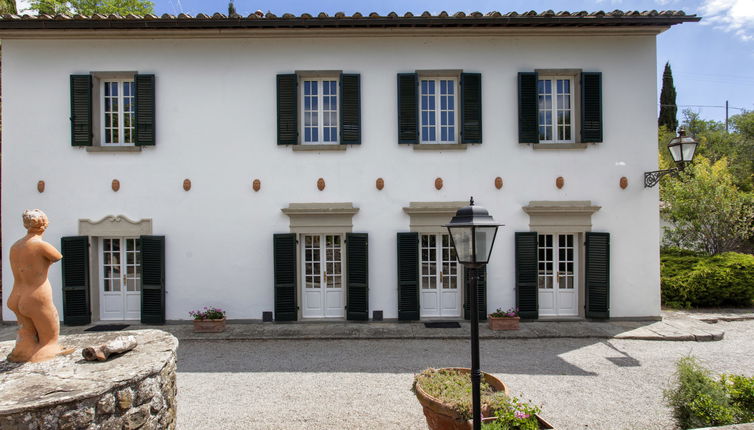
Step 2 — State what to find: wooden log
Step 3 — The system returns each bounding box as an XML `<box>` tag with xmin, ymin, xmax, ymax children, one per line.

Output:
<box><xmin>82</xmin><ymin>336</ymin><xmax>137</xmax><ymax>361</ymax></box>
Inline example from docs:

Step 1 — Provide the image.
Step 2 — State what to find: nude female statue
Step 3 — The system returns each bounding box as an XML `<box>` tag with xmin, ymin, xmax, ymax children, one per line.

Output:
<box><xmin>7</xmin><ymin>209</ymin><xmax>71</xmax><ymax>362</ymax></box>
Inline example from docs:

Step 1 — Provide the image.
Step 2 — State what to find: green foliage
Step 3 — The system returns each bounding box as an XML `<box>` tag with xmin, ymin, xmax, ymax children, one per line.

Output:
<box><xmin>30</xmin><ymin>0</ymin><xmax>154</xmax><ymax>15</ymax></box>
<box><xmin>723</xmin><ymin>374</ymin><xmax>754</xmax><ymax>422</ymax></box>
<box><xmin>664</xmin><ymin>357</ymin><xmax>754</xmax><ymax>429</ymax></box>
<box><xmin>482</xmin><ymin>397</ymin><xmax>541</xmax><ymax>430</ymax></box>
<box><xmin>659</xmin><ymin>62</ymin><xmax>678</xmax><ymax>131</ymax></box>
<box><xmin>661</xmin><ymin>250</ymin><xmax>754</xmax><ymax>308</ymax></box>
<box><xmin>661</xmin><ymin>155</ymin><xmax>754</xmax><ymax>254</ymax></box>
<box><xmin>0</xmin><ymin>0</ymin><xmax>17</xmax><ymax>14</ymax></box>
<box><xmin>682</xmin><ymin>109</ymin><xmax>754</xmax><ymax>192</ymax></box>
<box><xmin>413</xmin><ymin>368</ymin><xmax>509</xmax><ymax>420</ymax></box>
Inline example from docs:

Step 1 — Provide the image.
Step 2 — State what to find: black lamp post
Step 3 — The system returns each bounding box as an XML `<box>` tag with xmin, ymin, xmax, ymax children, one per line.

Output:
<box><xmin>444</xmin><ymin>197</ymin><xmax>502</xmax><ymax>430</ymax></box>
<box><xmin>644</xmin><ymin>128</ymin><xmax>699</xmax><ymax>187</ymax></box>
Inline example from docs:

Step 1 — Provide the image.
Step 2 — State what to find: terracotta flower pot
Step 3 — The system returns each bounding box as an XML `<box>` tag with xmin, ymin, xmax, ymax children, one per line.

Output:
<box><xmin>488</xmin><ymin>316</ymin><xmax>520</xmax><ymax>330</ymax></box>
<box><xmin>470</xmin><ymin>415</ymin><xmax>555</xmax><ymax>429</ymax></box>
<box><xmin>414</xmin><ymin>368</ymin><xmax>509</xmax><ymax>430</ymax></box>
<box><xmin>192</xmin><ymin>318</ymin><xmax>226</xmax><ymax>333</ymax></box>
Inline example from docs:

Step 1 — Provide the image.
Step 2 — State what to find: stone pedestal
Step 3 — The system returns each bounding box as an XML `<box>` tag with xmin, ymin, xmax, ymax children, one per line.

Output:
<box><xmin>0</xmin><ymin>329</ymin><xmax>178</xmax><ymax>430</ymax></box>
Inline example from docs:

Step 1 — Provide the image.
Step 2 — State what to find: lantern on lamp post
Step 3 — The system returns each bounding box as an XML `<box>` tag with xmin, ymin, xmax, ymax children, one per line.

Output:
<box><xmin>644</xmin><ymin>128</ymin><xmax>699</xmax><ymax>187</ymax></box>
<box><xmin>444</xmin><ymin>197</ymin><xmax>502</xmax><ymax>430</ymax></box>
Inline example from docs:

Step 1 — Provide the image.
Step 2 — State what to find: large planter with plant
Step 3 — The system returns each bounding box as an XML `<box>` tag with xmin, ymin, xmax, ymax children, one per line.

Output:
<box><xmin>413</xmin><ymin>368</ymin><xmax>510</xmax><ymax>430</ymax></box>
<box><xmin>190</xmin><ymin>306</ymin><xmax>227</xmax><ymax>333</ymax></box>
<box><xmin>488</xmin><ymin>308</ymin><xmax>520</xmax><ymax>331</ymax></box>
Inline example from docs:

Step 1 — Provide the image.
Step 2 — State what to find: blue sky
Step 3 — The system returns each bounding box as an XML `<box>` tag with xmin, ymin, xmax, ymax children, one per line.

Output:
<box><xmin>20</xmin><ymin>0</ymin><xmax>752</xmax><ymax>123</ymax></box>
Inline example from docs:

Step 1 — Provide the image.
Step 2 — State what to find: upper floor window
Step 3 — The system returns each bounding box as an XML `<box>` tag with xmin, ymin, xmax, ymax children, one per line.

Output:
<box><xmin>102</xmin><ymin>79</ymin><xmax>136</xmax><ymax>146</ymax></box>
<box><xmin>70</xmin><ymin>72</ymin><xmax>156</xmax><ymax>149</ymax></box>
<box><xmin>302</xmin><ymin>78</ymin><xmax>339</xmax><ymax>144</ymax></box>
<box><xmin>538</xmin><ymin>77</ymin><xmax>574</xmax><ymax>143</ymax></box>
<box><xmin>397</xmin><ymin>71</ymin><xmax>482</xmax><ymax>146</ymax></box>
<box><xmin>420</xmin><ymin>78</ymin><xmax>458</xmax><ymax>144</ymax></box>
<box><xmin>517</xmin><ymin>70</ymin><xmax>602</xmax><ymax>145</ymax></box>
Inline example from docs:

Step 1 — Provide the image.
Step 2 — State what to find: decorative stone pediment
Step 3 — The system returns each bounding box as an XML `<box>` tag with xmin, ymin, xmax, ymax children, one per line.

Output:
<box><xmin>78</xmin><ymin>215</ymin><xmax>153</xmax><ymax>237</ymax></box>
<box><xmin>402</xmin><ymin>201</ymin><xmax>466</xmax><ymax>233</ymax></box>
<box><xmin>522</xmin><ymin>201</ymin><xmax>601</xmax><ymax>233</ymax></box>
<box><xmin>281</xmin><ymin>203</ymin><xmax>358</xmax><ymax>233</ymax></box>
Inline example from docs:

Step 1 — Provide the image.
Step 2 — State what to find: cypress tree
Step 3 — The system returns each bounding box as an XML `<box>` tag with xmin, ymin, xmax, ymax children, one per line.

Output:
<box><xmin>228</xmin><ymin>1</ymin><xmax>236</xmax><ymax>16</ymax></box>
<box><xmin>659</xmin><ymin>62</ymin><xmax>678</xmax><ymax>131</ymax></box>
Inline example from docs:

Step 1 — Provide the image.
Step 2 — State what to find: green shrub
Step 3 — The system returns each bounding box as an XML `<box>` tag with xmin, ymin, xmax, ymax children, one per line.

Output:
<box><xmin>665</xmin><ymin>357</ymin><xmax>754</xmax><ymax>429</ymax></box>
<box><xmin>661</xmin><ymin>250</ymin><xmax>754</xmax><ymax>308</ymax></box>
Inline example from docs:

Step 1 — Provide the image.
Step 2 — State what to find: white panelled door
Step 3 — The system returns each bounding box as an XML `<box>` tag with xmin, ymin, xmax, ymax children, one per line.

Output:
<box><xmin>537</xmin><ymin>234</ymin><xmax>578</xmax><ymax>317</ymax></box>
<box><xmin>100</xmin><ymin>237</ymin><xmax>141</xmax><ymax>320</ymax></box>
<box><xmin>302</xmin><ymin>234</ymin><xmax>345</xmax><ymax>318</ymax></box>
<box><xmin>420</xmin><ymin>234</ymin><xmax>461</xmax><ymax>318</ymax></box>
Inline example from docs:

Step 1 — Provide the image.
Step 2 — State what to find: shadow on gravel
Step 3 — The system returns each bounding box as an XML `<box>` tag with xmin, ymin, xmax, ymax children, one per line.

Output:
<box><xmin>177</xmin><ymin>338</ymin><xmax>599</xmax><ymax>376</ymax></box>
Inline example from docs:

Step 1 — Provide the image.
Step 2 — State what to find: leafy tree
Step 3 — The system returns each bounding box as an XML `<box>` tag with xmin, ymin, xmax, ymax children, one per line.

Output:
<box><xmin>659</xmin><ymin>62</ymin><xmax>679</xmax><ymax>131</ymax></box>
<box><xmin>0</xmin><ymin>0</ymin><xmax>17</xmax><ymax>14</ymax></box>
<box><xmin>661</xmin><ymin>155</ymin><xmax>754</xmax><ymax>255</ymax></box>
<box><xmin>30</xmin><ymin>0</ymin><xmax>154</xmax><ymax>15</ymax></box>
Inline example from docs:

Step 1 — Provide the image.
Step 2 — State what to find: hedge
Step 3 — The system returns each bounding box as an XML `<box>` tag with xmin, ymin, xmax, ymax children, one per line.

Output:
<box><xmin>661</xmin><ymin>249</ymin><xmax>754</xmax><ymax>308</ymax></box>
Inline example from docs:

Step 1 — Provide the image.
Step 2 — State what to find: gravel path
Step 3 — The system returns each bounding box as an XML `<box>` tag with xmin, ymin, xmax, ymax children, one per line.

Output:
<box><xmin>176</xmin><ymin>320</ymin><xmax>754</xmax><ymax>430</ymax></box>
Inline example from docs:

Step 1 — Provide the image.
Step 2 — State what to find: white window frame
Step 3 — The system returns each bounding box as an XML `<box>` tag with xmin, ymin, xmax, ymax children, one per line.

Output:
<box><xmin>300</xmin><ymin>77</ymin><xmax>339</xmax><ymax>145</ymax></box>
<box><xmin>100</xmin><ymin>78</ymin><xmax>136</xmax><ymax>146</ymax></box>
<box><xmin>419</xmin><ymin>77</ymin><xmax>459</xmax><ymax>144</ymax></box>
<box><xmin>538</xmin><ymin>76</ymin><xmax>576</xmax><ymax>144</ymax></box>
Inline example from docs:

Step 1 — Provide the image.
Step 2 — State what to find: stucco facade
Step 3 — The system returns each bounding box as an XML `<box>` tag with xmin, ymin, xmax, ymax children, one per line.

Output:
<box><xmin>0</xmin><ymin>12</ymin><xmax>697</xmax><ymax>323</ymax></box>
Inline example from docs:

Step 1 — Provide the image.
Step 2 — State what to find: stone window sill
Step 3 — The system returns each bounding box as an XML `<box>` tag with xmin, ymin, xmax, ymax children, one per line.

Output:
<box><xmin>291</xmin><ymin>144</ymin><xmax>347</xmax><ymax>152</ymax></box>
<box><xmin>530</xmin><ymin>143</ymin><xmax>588</xmax><ymax>150</ymax></box>
<box><xmin>412</xmin><ymin>144</ymin><xmax>468</xmax><ymax>151</ymax></box>
<box><xmin>85</xmin><ymin>146</ymin><xmax>142</xmax><ymax>153</ymax></box>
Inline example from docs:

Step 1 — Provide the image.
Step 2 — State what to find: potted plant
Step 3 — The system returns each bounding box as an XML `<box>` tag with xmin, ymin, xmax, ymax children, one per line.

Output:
<box><xmin>488</xmin><ymin>308</ymin><xmax>520</xmax><ymax>330</ymax></box>
<box><xmin>189</xmin><ymin>306</ymin><xmax>227</xmax><ymax>333</ymax></box>
<box><xmin>412</xmin><ymin>367</ymin><xmax>510</xmax><ymax>430</ymax></box>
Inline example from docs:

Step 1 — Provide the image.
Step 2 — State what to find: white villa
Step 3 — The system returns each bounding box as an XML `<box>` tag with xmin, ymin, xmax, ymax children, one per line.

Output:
<box><xmin>0</xmin><ymin>10</ymin><xmax>698</xmax><ymax>324</ymax></box>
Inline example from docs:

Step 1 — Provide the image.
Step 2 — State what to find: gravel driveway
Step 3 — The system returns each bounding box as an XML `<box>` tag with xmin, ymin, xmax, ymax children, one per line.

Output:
<box><xmin>176</xmin><ymin>320</ymin><xmax>754</xmax><ymax>430</ymax></box>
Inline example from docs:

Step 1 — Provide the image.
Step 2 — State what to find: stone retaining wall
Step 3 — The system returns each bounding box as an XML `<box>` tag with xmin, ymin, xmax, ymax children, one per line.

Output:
<box><xmin>0</xmin><ymin>330</ymin><xmax>177</xmax><ymax>430</ymax></box>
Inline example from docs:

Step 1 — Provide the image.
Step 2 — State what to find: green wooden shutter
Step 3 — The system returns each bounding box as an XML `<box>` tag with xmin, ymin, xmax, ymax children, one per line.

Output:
<box><xmin>585</xmin><ymin>232</ymin><xmax>610</xmax><ymax>319</ymax></box>
<box><xmin>463</xmin><ymin>266</ymin><xmax>487</xmax><ymax>321</ymax></box>
<box><xmin>397</xmin><ymin>232</ymin><xmax>419</xmax><ymax>320</ymax></box>
<box><xmin>460</xmin><ymin>73</ymin><xmax>482</xmax><ymax>144</ymax></box>
<box><xmin>397</xmin><ymin>73</ymin><xmax>418</xmax><ymax>144</ymax></box>
<box><xmin>277</xmin><ymin>74</ymin><xmax>298</xmax><ymax>145</ymax></box>
<box><xmin>135</xmin><ymin>74</ymin><xmax>156</xmax><ymax>146</ymax></box>
<box><xmin>517</xmin><ymin>72</ymin><xmax>539</xmax><ymax>144</ymax></box>
<box><xmin>140</xmin><ymin>235</ymin><xmax>165</xmax><ymax>324</ymax></box>
<box><xmin>70</xmin><ymin>75</ymin><xmax>92</xmax><ymax>146</ymax></box>
<box><xmin>515</xmin><ymin>232</ymin><xmax>539</xmax><ymax>319</ymax></box>
<box><xmin>61</xmin><ymin>236</ymin><xmax>90</xmax><ymax>326</ymax></box>
<box><xmin>581</xmin><ymin>72</ymin><xmax>603</xmax><ymax>143</ymax></box>
<box><xmin>346</xmin><ymin>233</ymin><xmax>369</xmax><ymax>320</ymax></box>
<box><xmin>273</xmin><ymin>233</ymin><xmax>297</xmax><ymax>321</ymax></box>
<box><xmin>340</xmin><ymin>73</ymin><xmax>361</xmax><ymax>145</ymax></box>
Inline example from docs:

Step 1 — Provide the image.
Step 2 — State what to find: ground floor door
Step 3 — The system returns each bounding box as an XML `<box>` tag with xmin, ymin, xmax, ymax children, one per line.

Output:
<box><xmin>420</xmin><ymin>233</ymin><xmax>461</xmax><ymax>318</ymax></box>
<box><xmin>538</xmin><ymin>234</ymin><xmax>579</xmax><ymax>317</ymax></box>
<box><xmin>100</xmin><ymin>237</ymin><xmax>141</xmax><ymax>320</ymax></box>
<box><xmin>301</xmin><ymin>234</ymin><xmax>345</xmax><ymax>318</ymax></box>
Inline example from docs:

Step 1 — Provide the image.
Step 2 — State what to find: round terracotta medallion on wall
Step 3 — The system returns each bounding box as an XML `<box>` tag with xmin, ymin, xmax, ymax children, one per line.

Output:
<box><xmin>37</xmin><ymin>180</ymin><xmax>45</xmax><ymax>193</ymax></box>
<box><xmin>435</xmin><ymin>177</ymin><xmax>443</xmax><ymax>190</ymax></box>
<box><xmin>620</xmin><ymin>177</ymin><xmax>629</xmax><ymax>189</ymax></box>
<box><xmin>112</xmin><ymin>179</ymin><xmax>120</xmax><ymax>192</ymax></box>
<box><xmin>494</xmin><ymin>177</ymin><xmax>503</xmax><ymax>190</ymax></box>
<box><xmin>376</xmin><ymin>178</ymin><xmax>384</xmax><ymax>191</ymax></box>
<box><xmin>183</xmin><ymin>179</ymin><xmax>191</xmax><ymax>191</ymax></box>
<box><xmin>317</xmin><ymin>178</ymin><xmax>325</xmax><ymax>191</ymax></box>
<box><xmin>252</xmin><ymin>179</ymin><xmax>261</xmax><ymax>192</ymax></box>
<box><xmin>555</xmin><ymin>176</ymin><xmax>564</xmax><ymax>189</ymax></box>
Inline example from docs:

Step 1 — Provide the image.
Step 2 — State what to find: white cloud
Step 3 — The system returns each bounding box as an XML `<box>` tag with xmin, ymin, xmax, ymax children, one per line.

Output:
<box><xmin>699</xmin><ymin>0</ymin><xmax>754</xmax><ymax>41</ymax></box>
